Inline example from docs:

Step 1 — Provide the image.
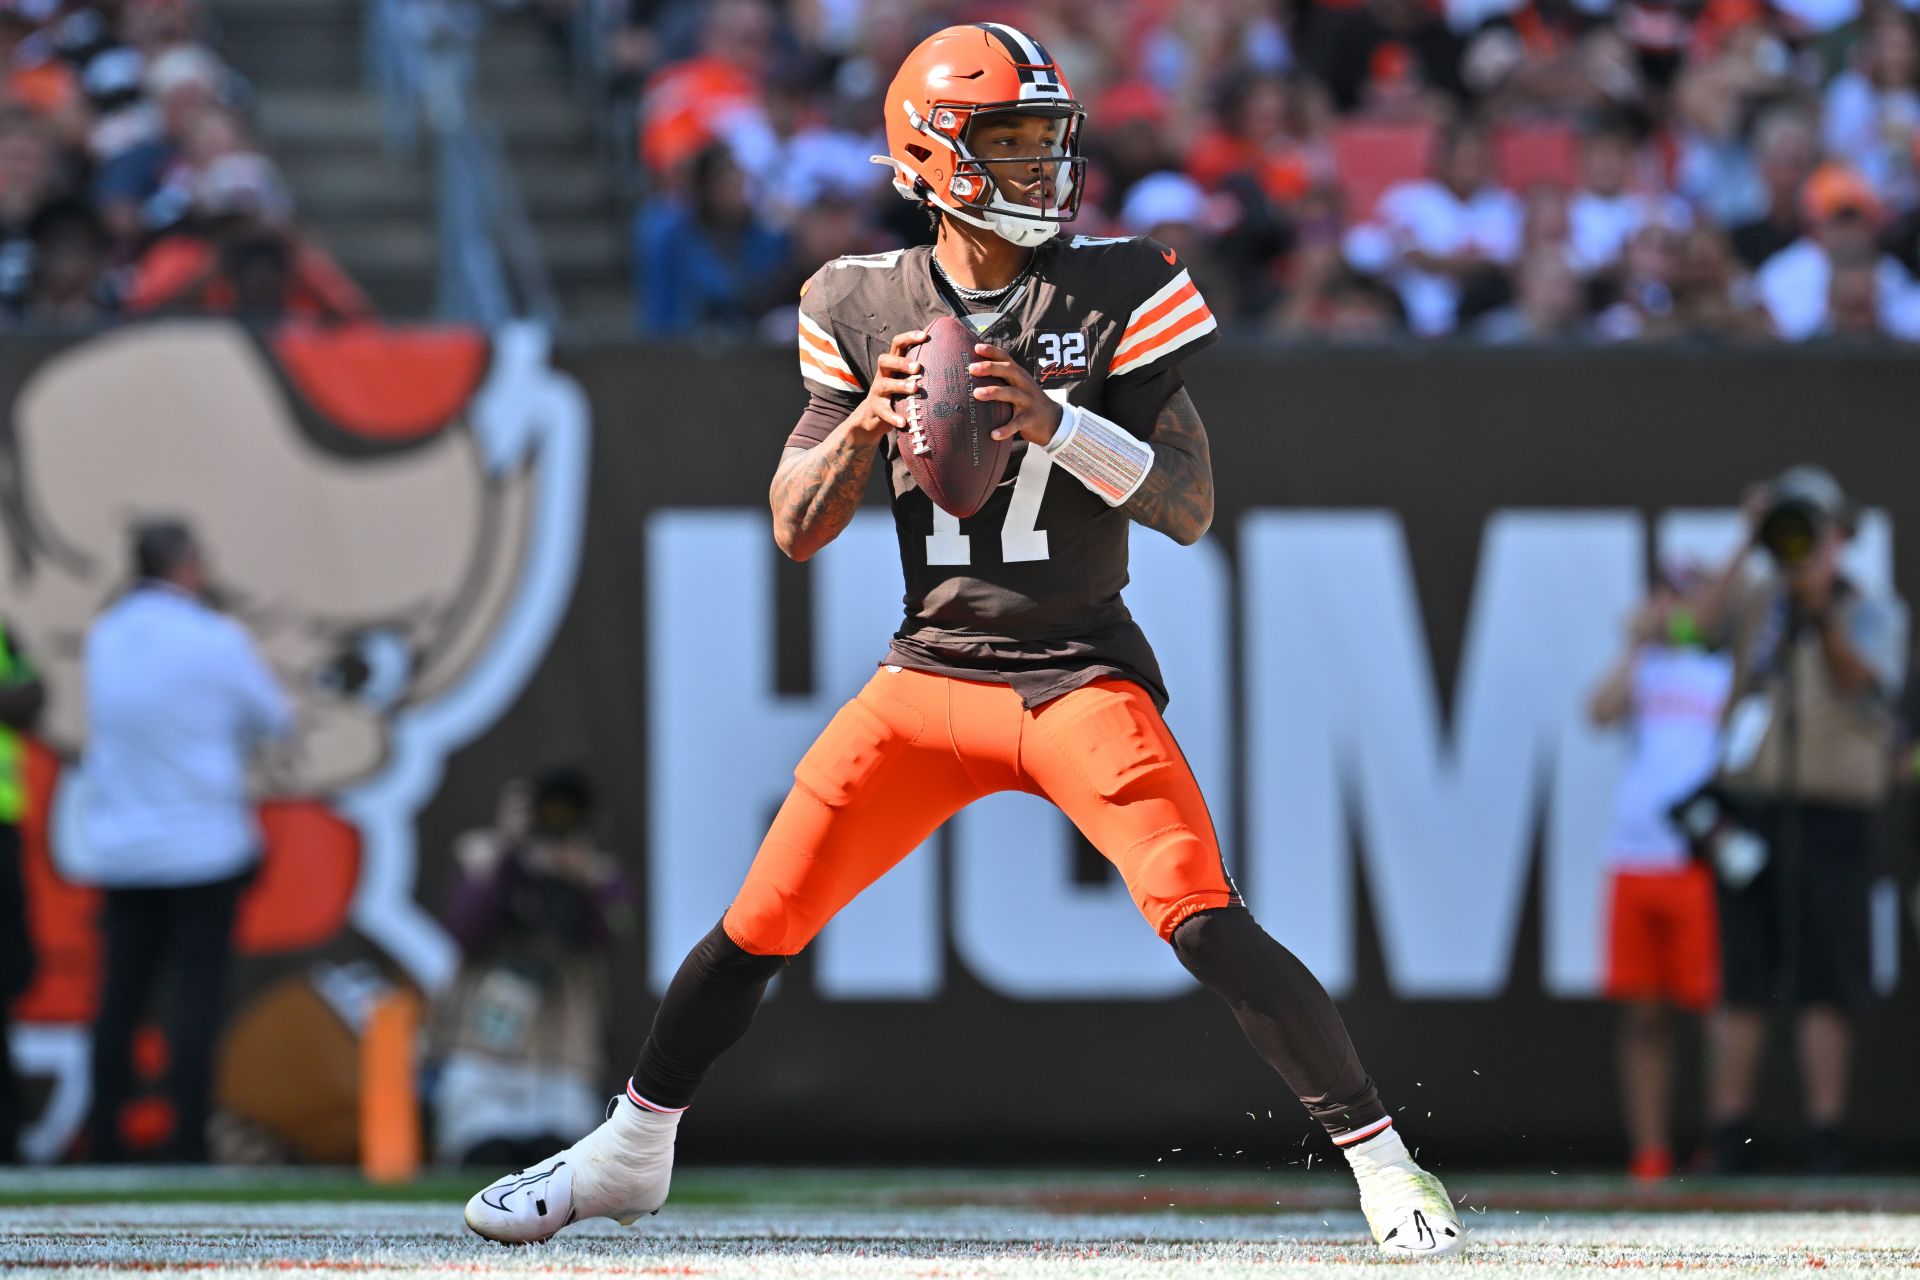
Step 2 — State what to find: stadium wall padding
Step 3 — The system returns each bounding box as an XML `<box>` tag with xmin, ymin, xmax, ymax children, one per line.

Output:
<box><xmin>8</xmin><ymin>326</ymin><xmax>1919</xmax><ymax>1169</ymax></box>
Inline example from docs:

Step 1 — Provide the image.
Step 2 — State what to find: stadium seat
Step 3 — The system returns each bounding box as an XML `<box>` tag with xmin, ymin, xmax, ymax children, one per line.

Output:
<box><xmin>1332</xmin><ymin>121</ymin><xmax>1437</xmax><ymax>218</ymax></box>
<box><xmin>1494</xmin><ymin>122</ymin><xmax>1580</xmax><ymax>191</ymax></box>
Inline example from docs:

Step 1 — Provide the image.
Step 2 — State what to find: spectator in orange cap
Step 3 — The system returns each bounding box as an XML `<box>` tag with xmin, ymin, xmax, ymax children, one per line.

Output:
<box><xmin>1755</xmin><ymin>162</ymin><xmax>1920</xmax><ymax>340</ymax></box>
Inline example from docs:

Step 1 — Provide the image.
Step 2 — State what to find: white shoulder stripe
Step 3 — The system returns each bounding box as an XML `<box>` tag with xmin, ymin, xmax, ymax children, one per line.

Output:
<box><xmin>797</xmin><ymin>309</ymin><xmax>861</xmax><ymax>390</ymax></box>
<box><xmin>802</xmin><ymin>347</ymin><xmax>853</xmax><ymax>375</ymax></box>
<box><xmin>797</xmin><ymin>309</ymin><xmax>836</xmax><ymax>343</ymax></box>
<box><xmin>797</xmin><ymin>314</ymin><xmax>852</xmax><ymax>369</ymax></box>
<box><xmin>801</xmin><ymin>363</ymin><xmax>856</xmax><ymax>391</ymax></box>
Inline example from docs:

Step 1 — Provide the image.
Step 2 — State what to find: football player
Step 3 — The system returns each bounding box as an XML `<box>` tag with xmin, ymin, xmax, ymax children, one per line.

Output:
<box><xmin>468</xmin><ymin>23</ymin><xmax>1464</xmax><ymax>1257</ymax></box>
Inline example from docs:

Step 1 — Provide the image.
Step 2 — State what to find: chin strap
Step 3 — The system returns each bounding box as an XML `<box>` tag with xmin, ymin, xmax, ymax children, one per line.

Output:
<box><xmin>1045</xmin><ymin>403</ymin><xmax>1154</xmax><ymax>507</ymax></box>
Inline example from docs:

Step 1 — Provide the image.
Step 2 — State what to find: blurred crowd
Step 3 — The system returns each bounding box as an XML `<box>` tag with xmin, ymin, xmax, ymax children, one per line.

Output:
<box><xmin>0</xmin><ymin>0</ymin><xmax>366</xmax><ymax>329</ymax></box>
<box><xmin>598</xmin><ymin>0</ymin><xmax>1920</xmax><ymax>343</ymax></box>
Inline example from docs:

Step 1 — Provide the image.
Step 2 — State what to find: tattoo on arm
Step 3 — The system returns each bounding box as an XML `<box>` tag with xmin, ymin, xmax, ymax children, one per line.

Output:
<box><xmin>769</xmin><ymin>432</ymin><xmax>879</xmax><ymax>561</ymax></box>
<box><xmin>1121</xmin><ymin>387</ymin><xmax>1214</xmax><ymax>545</ymax></box>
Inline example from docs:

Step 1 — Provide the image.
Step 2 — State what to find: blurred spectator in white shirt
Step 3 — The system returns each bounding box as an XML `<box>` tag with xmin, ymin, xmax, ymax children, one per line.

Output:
<box><xmin>1755</xmin><ymin>163</ymin><xmax>1920</xmax><ymax>341</ymax></box>
<box><xmin>1569</xmin><ymin>114</ymin><xmax>1691</xmax><ymax>276</ymax></box>
<box><xmin>1823</xmin><ymin>9</ymin><xmax>1920</xmax><ymax>215</ymax></box>
<box><xmin>1349</xmin><ymin>119</ymin><xmax>1524</xmax><ymax>334</ymax></box>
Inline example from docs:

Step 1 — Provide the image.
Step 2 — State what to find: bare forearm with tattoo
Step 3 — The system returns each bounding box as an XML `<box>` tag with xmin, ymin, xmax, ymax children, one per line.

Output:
<box><xmin>1121</xmin><ymin>387</ymin><xmax>1214</xmax><ymax>546</ymax></box>
<box><xmin>769</xmin><ymin>429</ymin><xmax>878</xmax><ymax>561</ymax></box>
<box><xmin>771</xmin><ymin>328</ymin><xmax>924</xmax><ymax>561</ymax></box>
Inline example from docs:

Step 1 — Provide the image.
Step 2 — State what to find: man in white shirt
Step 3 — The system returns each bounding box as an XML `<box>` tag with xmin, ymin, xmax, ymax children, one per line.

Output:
<box><xmin>1755</xmin><ymin>163</ymin><xmax>1920</xmax><ymax>341</ymax></box>
<box><xmin>1353</xmin><ymin>119</ymin><xmax>1525</xmax><ymax>334</ymax></box>
<box><xmin>1568</xmin><ymin>114</ymin><xmax>1692</xmax><ymax>277</ymax></box>
<box><xmin>80</xmin><ymin>519</ymin><xmax>293</xmax><ymax>1163</ymax></box>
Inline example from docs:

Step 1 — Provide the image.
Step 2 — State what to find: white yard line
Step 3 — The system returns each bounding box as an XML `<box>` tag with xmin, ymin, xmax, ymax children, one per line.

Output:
<box><xmin>2</xmin><ymin>1204</ymin><xmax>1918</xmax><ymax>1279</ymax></box>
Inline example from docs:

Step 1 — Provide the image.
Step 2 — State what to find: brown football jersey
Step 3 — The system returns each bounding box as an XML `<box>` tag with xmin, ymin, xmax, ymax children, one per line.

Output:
<box><xmin>787</xmin><ymin>235</ymin><xmax>1217</xmax><ymax>710</ymax></box>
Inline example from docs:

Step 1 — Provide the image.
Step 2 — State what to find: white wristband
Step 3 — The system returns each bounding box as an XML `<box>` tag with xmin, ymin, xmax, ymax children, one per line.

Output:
<box><xmin>1043</xmin><ymin>403</ymin><xmax>1155</xmax><ymax>507</ymax></box>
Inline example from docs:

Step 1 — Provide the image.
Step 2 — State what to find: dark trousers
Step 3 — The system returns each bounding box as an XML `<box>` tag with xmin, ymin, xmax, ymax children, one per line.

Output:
<box><xmin>0</xmin><ymin>822</ymin><xmax>30</xmax><ymax>1163</ymax></box>
<box><xmin>87</xmin><ymin>872</ymin><xmax>246</xmax><ymax>1163</ymax></box>
<box><xmin>1716</xmin><ymin>803</ymin><xmax>1873</xmax><ymax>1010</ymax></box>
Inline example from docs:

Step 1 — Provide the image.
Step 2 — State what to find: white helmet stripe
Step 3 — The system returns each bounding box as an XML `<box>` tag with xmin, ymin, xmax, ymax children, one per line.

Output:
<box><xmin>985</xmin><ymin>21</ymin><xmax>1044</xmax><ymax>65</ymax></box>
<box><xmin>979</xmin><ymin>22</ymin><xmax>1056</xmax><ymax>85</ymax></box>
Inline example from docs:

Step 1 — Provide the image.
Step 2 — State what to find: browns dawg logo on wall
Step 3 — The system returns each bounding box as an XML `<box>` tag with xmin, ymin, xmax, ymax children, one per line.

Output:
<box><xmin>0</xmin><ymin>320</ymin><xmax>588</xmax><ymax>1160</ymax></box>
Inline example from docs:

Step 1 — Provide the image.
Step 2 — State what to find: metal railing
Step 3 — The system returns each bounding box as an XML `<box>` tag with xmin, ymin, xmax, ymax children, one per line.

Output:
<box><xmin>364</xmin><ymin>0</ymin><xmax>558</xmax><ymax>327</ymax></box>
<box><xmin>564</xmin><ymin>0</ymin><xmax>641</xmax><ymax>204</ymax></box>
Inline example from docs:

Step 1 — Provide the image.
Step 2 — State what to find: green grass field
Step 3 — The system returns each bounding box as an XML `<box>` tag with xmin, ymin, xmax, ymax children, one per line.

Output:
<box><xmin>2</xmin><ymin>1167</ymin><xmax>1916</xmax><ymax>1277</ymax></box>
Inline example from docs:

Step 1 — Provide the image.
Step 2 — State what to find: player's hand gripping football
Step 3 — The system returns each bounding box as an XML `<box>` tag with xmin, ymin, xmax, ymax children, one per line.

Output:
<box><xmin>970</xmin><ymin>343</ymin><xmax>1064</xmax><ymax>446</ymax></box>
<box><xmin>848</xmin><ymin>329</ymin><xmax>928</xmax><ymax>446</ymax></box>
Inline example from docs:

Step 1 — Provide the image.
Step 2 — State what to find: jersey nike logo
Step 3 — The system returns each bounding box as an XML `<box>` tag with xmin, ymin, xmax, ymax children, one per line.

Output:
<box><xmin>1161</xmin><ymin>247</ymin><xmax>1178</xmax><ymax>265</ymax></box>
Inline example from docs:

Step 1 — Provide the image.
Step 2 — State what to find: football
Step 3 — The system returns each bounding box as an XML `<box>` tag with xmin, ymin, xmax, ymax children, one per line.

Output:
<box><xmin>899</xmin><ymin>315</ymin><xmax>1015</xmax><ymax>519</ymax></box>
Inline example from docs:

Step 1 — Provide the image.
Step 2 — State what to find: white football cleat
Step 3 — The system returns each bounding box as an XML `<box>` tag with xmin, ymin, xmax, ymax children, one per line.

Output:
<box><xmin>464</xmin><ymin>1094</ymin><xmax>681</xmax><ymax>1245</ymax></box>
<box><xmin>1344</xmin><ymin>1127</ymin><xmax>1466</xmax><ymax>1258</ymax></box>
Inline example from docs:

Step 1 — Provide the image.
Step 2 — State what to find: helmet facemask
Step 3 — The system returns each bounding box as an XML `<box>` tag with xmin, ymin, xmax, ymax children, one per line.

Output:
<box><xmin>885</xmin><ymin>101</ymin><xmax>1087</xmax><ymax>248</ymax></box>
<box><xmin>949</xmin><ymin>106</ymin><xmax>1086</xmax><ymax>247</ymax></box>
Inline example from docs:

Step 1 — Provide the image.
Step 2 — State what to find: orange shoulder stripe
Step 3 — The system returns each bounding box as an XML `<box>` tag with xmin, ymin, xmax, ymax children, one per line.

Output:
<box><xmin>1119</xmin><ymin>280</ymin><xmax>1198</xmax><ymax>343</ymax></box>
<box><xmin>798</xmin><ymin>325</ymin><xmax>841</xmax><ymax>359</ymax></box>
<box><xmin>800</xmin><ymin>347</ymin><xmax>861</xmax><ymax>387</ymax></box>
<box><xmin>1111</xmin><ymin>304</ymin><xmax>1214</xmax><ymax>373</ymax></box>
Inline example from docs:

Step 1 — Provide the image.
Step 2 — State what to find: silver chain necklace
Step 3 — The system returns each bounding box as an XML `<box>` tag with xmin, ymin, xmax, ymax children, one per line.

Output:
<box><xmin>932</xmin><ymin>251</ymin><xmax>1035</xmax><ymax>306</ymax></box>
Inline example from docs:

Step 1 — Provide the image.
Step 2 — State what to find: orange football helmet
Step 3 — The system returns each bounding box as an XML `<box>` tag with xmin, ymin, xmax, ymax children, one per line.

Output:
<box><xmin>874</xmin><ymin>23</ymin><xmax>1086</xmax><ymax>248</ymax></box>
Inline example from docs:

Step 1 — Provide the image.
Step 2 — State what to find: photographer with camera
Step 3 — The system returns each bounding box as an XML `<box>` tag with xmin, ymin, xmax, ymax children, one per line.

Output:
<box><xmin>426</xmin><ymin>766</ymin><xmax>636</xmax><ymax>1167</ymax></box>
<box><xmin>1689</xmin><ymin>466</ymin><xmax>1907</xmax><ymax>1174</ymax></box>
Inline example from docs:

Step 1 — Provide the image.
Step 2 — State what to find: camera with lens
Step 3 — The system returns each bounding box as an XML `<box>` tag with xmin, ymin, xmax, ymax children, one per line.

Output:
<box><xmin>1753</xmin><ymin>465</ymin><xmax>1852</xmax><ymax>568</ymax></box>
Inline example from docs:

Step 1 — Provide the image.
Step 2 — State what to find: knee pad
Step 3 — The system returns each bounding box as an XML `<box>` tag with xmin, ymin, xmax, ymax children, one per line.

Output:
<box><xmin>1128</xmin><ymin>829</ymin><xmax>1235</xmax><ymax>939</ymax></box>
<box><xmin>722</xmin><ymin>874</ymin><xmax>821</xmax><ymax>958</ymax></box>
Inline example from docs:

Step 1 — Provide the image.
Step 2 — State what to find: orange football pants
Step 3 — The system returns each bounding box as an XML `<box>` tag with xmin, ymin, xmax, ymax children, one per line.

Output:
<box><xmin>723</xmin><ymin>667</ymin><xmax>1236</xmax><ymax>955</ymax></box>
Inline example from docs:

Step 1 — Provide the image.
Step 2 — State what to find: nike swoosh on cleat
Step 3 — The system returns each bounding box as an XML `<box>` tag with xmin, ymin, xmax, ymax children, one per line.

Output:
<box><xmin>480</xmin><ymin>1161</ymin><xmax>564</xmax><ymax>1213</ymax></box>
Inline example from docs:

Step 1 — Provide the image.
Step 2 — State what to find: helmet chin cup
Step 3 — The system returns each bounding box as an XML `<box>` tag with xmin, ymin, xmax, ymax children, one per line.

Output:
<box><xmin>986</xmin><ymin>209</ymin><xmax>1063</xmax><ymax>248</ymax></box>
<box><xmin>942</xmin><ymin>199</ymin><xmax>1062</xmax><ymax>248</ymax></box>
